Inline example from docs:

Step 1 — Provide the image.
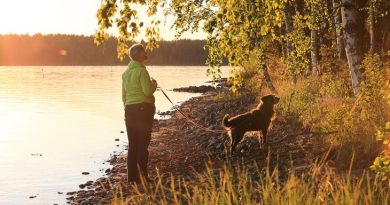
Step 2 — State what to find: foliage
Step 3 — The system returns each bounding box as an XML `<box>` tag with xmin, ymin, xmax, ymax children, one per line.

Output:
<box><xmin>95</xmin><ymin>0</ymin><xmax>162</xmax><ymax>60</ymax></box>
<box><xmin>275</xmin><ymin>54</ymin><xmax>388</xmax><ymax>168</ymax></box>
<box><xmin>281</xmin><ymin>13</ymin><xmax>311</xmax><ymax>79</ymax></box>
<box><xmin>370</xmin><ymin>122</ymin><xmax>390</xmax><ymax>184</ymax></box>
<box><xmin>370</xmin><ymin>55</ymin><xmax>390</xmax><ymax>184</ymax></box>
<box><xmin>94</xmin><ymin>0</ymin><xmax>390</xmax><ymax>94</ymax></box>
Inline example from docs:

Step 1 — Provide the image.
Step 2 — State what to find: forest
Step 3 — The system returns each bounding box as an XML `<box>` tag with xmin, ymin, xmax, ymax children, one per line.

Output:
<box><xmin>0</xmin><ymin>34</ymin><xmax>208</xmax><ymax>66</ymax></box>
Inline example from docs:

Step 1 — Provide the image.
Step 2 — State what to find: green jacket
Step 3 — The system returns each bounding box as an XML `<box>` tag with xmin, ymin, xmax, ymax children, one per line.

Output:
<box><xmin>122</xmin><ymin>60</ymin><xmax>156</xmax><ymax>106</ymax></box>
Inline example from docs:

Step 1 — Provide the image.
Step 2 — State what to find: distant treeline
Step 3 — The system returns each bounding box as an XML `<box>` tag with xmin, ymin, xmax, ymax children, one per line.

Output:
<box><xmin>0</xmin><ymin>34</ymin><xmax>209</xmax><ymax>66</ymax></box>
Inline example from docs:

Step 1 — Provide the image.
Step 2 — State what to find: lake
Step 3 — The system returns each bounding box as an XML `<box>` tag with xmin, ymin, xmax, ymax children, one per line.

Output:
<box><xmin>0</xmin><ymin>66</ymin><xmax>228</xmax><ymax>205</ymax></box>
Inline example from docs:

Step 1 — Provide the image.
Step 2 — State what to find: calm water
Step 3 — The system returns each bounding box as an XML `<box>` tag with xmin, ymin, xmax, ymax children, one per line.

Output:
<box><xmin>0</xmin><ymin>66</ymin><xmax>228</xmax><ymax>205</ymax></box>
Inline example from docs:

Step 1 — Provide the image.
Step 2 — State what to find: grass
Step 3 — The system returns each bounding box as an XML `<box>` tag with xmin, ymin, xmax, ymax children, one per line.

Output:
<box><xmin>108</xmin><ymin>154</ymin><xmax>389</xmax><ymax>205</ymax></box>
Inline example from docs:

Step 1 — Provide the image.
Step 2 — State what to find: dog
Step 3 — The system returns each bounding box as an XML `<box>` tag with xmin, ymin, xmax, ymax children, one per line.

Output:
<box><xmin>222</xmin><ymin>94</ymin><xmax>280</xmax><ymax>155</ymax></box>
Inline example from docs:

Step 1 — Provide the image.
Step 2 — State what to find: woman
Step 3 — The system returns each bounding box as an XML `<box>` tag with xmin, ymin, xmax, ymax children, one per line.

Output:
<box><xmin>122</xmin><ymin>44</ymin><xmax>157</xmax><ymax>183</ymax></box>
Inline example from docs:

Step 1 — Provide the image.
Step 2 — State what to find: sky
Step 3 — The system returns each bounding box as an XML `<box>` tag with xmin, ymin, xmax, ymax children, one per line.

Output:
<box><xmin>0</xmin><ymin>0</ymin><xmax>207</xmax><ymax>40</ymax></box>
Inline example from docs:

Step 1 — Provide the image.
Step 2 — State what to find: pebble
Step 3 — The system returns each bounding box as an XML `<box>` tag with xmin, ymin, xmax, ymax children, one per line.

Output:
<box><xmin>66</xmin><ymin>196</ymin><xmax>74</xmax><ymax>200</ymax></box>
<box><xmin>85</xmin><ymin>181</ymin><xmax>93</xmax><ymax>186</ymax></box>
<box><xmin>82</xmin><ymin>172</ymin><xmax>90</xmax><ymax>175</ymax></box>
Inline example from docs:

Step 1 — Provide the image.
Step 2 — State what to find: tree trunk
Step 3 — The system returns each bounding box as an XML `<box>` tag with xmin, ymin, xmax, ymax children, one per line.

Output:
<box><xmin>341</xmin><ymin>0</ymin><xmax>362</xmax><ymax>94</ymax></box>
<box><xmin>369</xmin><ymin>4</ymin><xmax>376</xmax><ymax>53</ymax></box>
<box><xmin>381</xmin><ymin>14</ymin><xmax>390</xmax><ymax>53</ymax></box>
<box><xmin>249</xmin><ymin>0</ymin><xmax>277</xmax><ymax>93</ymax></box>
<box><xmin>284</xmin><ymin>7</ymin><xmax>293</xmax><ymax>57</ymax></box>
<box><xmin>257</xmin><ymin>48</ymin><xmax>277</xmax><ymax>93</ymax></box>
<box><xmin>279</xmin><ymin>27</ymin><xmax>287</xmax><ymax>58</ymax></box>
<box><xmin>333</xmin><ymin>0</ymin><xmax>345</xmax><ymax>60</ymax></box>
<box><xmin>284</xmin><ymin>4</ymin><xmax>296</xmax><ymax>84</ymax></box>
<box><xmin>311</xmin><ymin>29</ymin><xmax>319</xmax><ymax>76</ymax></box>
<box><xmin>262</xmin><ymin>65</ymin><xmax>277</xmax><ymax>93</ymax></box>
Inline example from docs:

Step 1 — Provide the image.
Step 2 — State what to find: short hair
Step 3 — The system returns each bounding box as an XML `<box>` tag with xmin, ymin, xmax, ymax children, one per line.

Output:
<box><xmin>129</xmin><ymin>44</ymin><xmax>145</xmax><ymax>60</ymax></box>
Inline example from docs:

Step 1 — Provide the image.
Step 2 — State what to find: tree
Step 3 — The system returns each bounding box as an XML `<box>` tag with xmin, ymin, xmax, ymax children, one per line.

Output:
<box><xmin>95</xmin><ymin>0</ymin><xmax>162</xmax><ymax>60</ymax></box>
<box><xmin>94</xmin><ymin>0</ymin><xmax>390</xmax><ymax>95</ymax></box>
<box><xmin>332</xmin><ymin>0</ymin><xmax>346</xmax><ymax>60</ymax></box>
<box><xmin>201</xmin><ymin>0</ymin><xmax>285</xmax><ymax>92</ymax></box>
<box><xmin>341</xmin><ymin>0</ymin><xmax>364</xmax><ymax>94</ymax></box>
<box><xmin>367</xmin><ymin>0</ymin><xmax>390</xmax><ymax>54</ymax></box>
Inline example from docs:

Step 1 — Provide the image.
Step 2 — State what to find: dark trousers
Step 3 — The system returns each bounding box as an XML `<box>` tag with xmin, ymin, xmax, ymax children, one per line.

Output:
<box><xmin>125</xmin><ymin>103</ymin><xmax>155</xmax><ymax>183</ymax></box>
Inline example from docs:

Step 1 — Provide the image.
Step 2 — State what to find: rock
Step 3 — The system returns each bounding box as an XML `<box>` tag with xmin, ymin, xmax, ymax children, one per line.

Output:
<box><xmin>29</xmin><ymin>195</ymin><xmax>37</xmax><ymax>199</ymax></box>
<box><xmin>173</xmin><ymin>85</ymin><xmax>216</xmax><ymax>93</ymax></box>
<box><xmin>111</xmin><ymin>167</ymin><xmax>118</xmax><ymax>173</ymax></box>
<box><xmin>77</xmin><ymin>190</ymin><xmax>87</xmax><ymax>195</ymax></box>
<box><xmin>120</xmin><ymin>131</ymin><xmax>124</xmax><ymax>133</ymax></box>
<box><xmin>80</xmin><ymin>200</ymin><xmax>90</xmax><ymax>205</ymax></box>
<box><xmin>57</xmin><ymin>192</ymin><xmax>63</xmax><ymax>194</ymax></box>
<box><xmin>158</xmin><ymin>110</ymin><xmax>175</xmax><ymax>116</ymax></box>
<box><xmin>115</xmin><ymin>138</ymin><xmax>120</xmax><ymax>141</ymax></box>
<box><xmin>105</xmin><ymin>168</ymin><xmax>111</xmax><ymax>174</ymax></box>
<box><xmin>79</xmin><ymin>184</ymin><xmax>86</xmax><ymax>189</ymax></box>
<box><xmin>66</xmin><ymin>196</ymin><xmax>74</xmax><ymax>200</ymax></box>
<box><xmin>66</xmin><ymin>191</ymin><xmax>76</xmax><ymax>195</ymax></box>
<box><xmin>95</xmin><ymin>191</ymin><xmax>106</xmax><ymax>197</ymax></box>
<box><xmin>85</xmin><ymin>181</ymin><xmax>94</xmax><ymax>186</ymax></box>
<box><xmin>82</xmin><ymin>172</ymin><xmax>90</xmax><ymax>175</ymax></box>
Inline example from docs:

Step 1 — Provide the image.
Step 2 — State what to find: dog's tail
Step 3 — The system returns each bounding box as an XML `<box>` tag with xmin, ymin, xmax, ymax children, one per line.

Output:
<box><xmin>223</xmin><ymin>114</ymin><xmax>232</xmax><ymax>127</ymax></box>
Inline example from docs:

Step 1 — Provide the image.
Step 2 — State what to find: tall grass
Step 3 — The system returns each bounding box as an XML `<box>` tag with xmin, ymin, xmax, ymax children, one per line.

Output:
<box><xmin>109</xmin><ymin>159</ymin><xmax>389</xmax><ymax>205</ymax></box>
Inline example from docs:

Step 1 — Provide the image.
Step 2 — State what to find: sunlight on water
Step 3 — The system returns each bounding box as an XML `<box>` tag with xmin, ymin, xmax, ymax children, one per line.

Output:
<box><xmin>0</xmin><ymin>66</ymin><xmax>228</xmax><ymax>205</ymax></box>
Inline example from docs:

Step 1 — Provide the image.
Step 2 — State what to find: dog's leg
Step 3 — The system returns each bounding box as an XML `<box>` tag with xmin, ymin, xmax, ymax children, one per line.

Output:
<box><xmin>262</xmin><ymin>128</ymin><xmax>268</xmax><ymax>144</ymax></box>
<box><xmin>230</xmin><ymin>140</ymin><xmax>238</xmax><ymax>156</ymax></box>
<box><xmin>258</xmin><ymin>131</ymin><xmax>263</xmax><ymax>145</ymax></box>
<box><xmin>230</xmin><ymin>129</ymin><xmax>244</xmax><ymax>156</ymax></box>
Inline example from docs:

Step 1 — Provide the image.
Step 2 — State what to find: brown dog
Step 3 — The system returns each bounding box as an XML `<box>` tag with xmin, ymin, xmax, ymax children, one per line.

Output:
<box><xmin>223</xmin><ymin>94</ymin><xmax>280</xmax><ymax>154</ymax></box>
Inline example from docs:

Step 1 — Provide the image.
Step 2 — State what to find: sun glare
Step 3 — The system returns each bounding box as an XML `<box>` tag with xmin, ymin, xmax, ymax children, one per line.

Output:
<box><xmin>0</xmin><ymin>0</ymin><xmax>206</xmax><ymax>40</ymax></box>
<box><xmin>0</xmin><ymin>0</ymin><xmax>99</xmax><ymax>35</ymax></box>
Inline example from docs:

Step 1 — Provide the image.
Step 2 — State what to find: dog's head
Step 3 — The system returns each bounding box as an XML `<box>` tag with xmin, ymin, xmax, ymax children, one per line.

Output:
<box><xmin>261</xmin><ymin>94</ymin><xmax>280</xmax><ymax>105</ymax></box>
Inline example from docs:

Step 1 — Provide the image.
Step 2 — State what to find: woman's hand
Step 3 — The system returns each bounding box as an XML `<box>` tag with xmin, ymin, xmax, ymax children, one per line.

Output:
<box><xmin>151</xmin><ymin>78</ymin><xmax>157</xmax><ymax>87</ymax></box>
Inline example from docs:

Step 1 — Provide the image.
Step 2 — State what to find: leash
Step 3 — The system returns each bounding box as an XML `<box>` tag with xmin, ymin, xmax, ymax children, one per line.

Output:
<box><xmin>158</xmin><ymin>86</ymin><xmax>226</xmax><ymax>134</ymax></box>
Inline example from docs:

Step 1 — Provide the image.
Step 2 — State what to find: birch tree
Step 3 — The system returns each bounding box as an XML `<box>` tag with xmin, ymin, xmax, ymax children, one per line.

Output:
<box><xmin>333</xmin><ymin>0</ymin><xmax>346</xmax><ymax>60</ymax></box>
<box><xmin>341</xmin><ymin>0</ymin><xmax>363</xmax><ymax>94</ymax></box>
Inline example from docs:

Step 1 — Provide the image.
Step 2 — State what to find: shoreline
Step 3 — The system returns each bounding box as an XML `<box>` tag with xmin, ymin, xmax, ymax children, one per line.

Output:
<box><xmin>66</xmin><ymin>88</ymin><xmax>227</xmax><ymax>204</ymax></box>
<box><xmin>67</xmin><ymin>88</ymin><xmax>314</xmax><ymax>204</ymax></box>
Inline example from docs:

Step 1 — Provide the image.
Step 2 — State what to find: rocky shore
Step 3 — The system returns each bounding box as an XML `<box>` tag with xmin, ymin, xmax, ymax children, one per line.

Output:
<box><xmin>68</xmin><ymin>88</ymin><xmax>314</xmax><ymax>205</ymax></box>
<box><xmin>172</xmin><ymin>85</ymin><xmax>216</xmax><ymax>93</ymax></box>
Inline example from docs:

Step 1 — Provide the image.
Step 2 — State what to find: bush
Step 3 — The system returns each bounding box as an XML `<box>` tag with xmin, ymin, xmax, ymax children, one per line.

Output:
<box><xmin>274</xmin><ymin>54</ymin><xmax>388</xmax><ymax>168</ymax></box>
